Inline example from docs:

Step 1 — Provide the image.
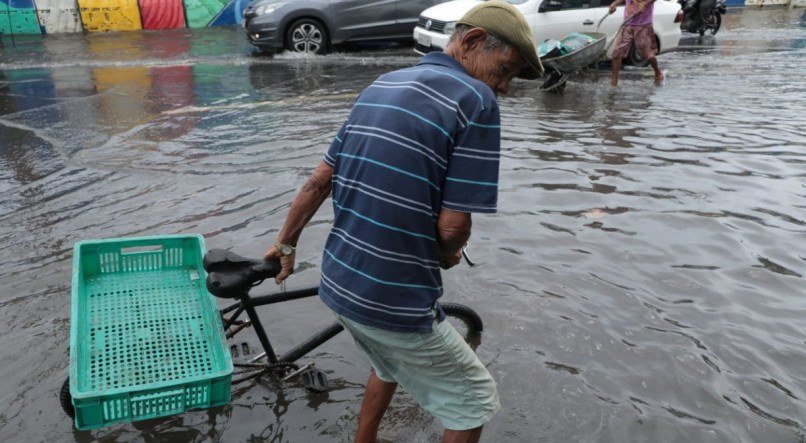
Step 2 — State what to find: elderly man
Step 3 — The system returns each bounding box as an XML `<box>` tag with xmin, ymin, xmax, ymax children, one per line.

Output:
<box><xmin>265</xmin><ymin>2</ymin><xmax>541</xmax><ymax>442</ymax></box>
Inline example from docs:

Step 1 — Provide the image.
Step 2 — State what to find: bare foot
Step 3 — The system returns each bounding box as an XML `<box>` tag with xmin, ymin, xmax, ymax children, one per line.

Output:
<box><xmin>611</xmin><ymin>79</ymin><xmax>618</xmax><ymax>87</ymax></box>
<box><xmin>654</xmin><ymin>71</ymin><xmax>664</xmax><ymax>86</ymax></box>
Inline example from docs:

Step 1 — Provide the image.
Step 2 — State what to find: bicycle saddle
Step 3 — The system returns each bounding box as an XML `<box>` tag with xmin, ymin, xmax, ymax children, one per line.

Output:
<box><xmin>203</xmin><ymin>249</ymin><xmax>280</xmax><ymax>299</ymax></box>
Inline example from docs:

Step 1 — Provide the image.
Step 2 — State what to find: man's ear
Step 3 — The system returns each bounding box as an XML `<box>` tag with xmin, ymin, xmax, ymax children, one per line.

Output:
<box><xmin>461</xmin><ymin>28</ymin><xmax>487</xmax><ymax>51</ymax></box>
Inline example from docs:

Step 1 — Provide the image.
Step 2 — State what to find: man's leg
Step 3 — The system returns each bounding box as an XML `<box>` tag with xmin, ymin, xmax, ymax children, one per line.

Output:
<box><xmin>648</xmin><ymin>56</ymin><xmax>663</xmax><ymax>85</ymax></box>
<box><xmin>611</xmin><ymin>57</ymin><xmax>623</xmax><ymax>87</ymax></box>
<box><xmin>443</xmin><ymin>426</ymin><xmax>483</xmax><ymax>443</ymax></box>
<box><xmin>338</xmin><ymin>314</ymin><xmax>498</xmax><ymax>440</ymax></box>
<box><xmin>637</xmin><ymin>24</ymin><xmax>663</xmax><ymax>85</ymax></box>
<box><xmin>355</xmin><ymin>371</ymin><xmax>397</xmax><ymax>443</ymax></box>
<box><xmin>610</xmin><ymin>27</ymin><xmax>633</xmax><ymax>87</ymax></box>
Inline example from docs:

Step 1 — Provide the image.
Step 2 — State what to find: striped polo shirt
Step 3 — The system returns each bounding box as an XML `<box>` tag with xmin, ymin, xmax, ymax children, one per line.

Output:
<box><xmin>319</xmin><ymin>52</ymin><xmax>501</xmax><ymax>333</ymax></box>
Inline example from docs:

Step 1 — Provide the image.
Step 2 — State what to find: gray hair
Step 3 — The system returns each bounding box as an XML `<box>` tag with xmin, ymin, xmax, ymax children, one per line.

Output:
<box><xmin>448</xmin><ymin>23</ymin><xmax>514</xmax><ymax>54</ymax></box>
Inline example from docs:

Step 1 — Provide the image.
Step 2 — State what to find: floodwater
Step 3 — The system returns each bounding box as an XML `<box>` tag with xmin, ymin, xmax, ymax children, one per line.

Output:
<box><xmin>0</xmin><ymin>7</ymin><xmax>804</xmax><ymax>442</ymax></box>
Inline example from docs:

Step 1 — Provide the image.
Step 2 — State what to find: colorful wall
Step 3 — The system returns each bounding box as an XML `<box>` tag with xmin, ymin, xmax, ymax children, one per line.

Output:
<box><xmin>0</xmin><ymin>0</ymin><xmax>246</xmax><ymax>35</ymax></box>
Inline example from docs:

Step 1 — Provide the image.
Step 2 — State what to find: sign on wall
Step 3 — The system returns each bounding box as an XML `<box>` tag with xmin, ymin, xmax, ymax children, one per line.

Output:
<box><xmin>182</xmin><ymin>0</ymin><xmax>227</xmax><ymax>28</ymax></box>
<box><xmin>0</xmin><ymin>0</ymin><xmax>42</xmax><ymax>35</ymax></box>
<box><xmin>139</xmin><ymin>0</ymin><xmax>185</xmax><ymax>30</ymax></box>
<box><xmin>78</xmin><ymin>0</ymin><xmax>142</xmax><ymax>32</ymax></box>
<box><xmin>36</xmin><ymin>0</ymin><xmax>82</xmax><ymax>33</ymax></box>
<box><xmin>207</xmin><ymin>0</ymin><xmax>247</xmax><ymax>27</ymax></box>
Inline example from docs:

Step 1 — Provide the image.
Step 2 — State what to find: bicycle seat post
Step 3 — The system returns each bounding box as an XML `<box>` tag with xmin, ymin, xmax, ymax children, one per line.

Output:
<box><xmin>237</xmin><ymin>290</ymin><xmax>279</xmax><ymax>364</ymax></box>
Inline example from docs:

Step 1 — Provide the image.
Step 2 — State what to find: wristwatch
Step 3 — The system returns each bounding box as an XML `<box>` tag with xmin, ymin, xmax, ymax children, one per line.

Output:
<box><xmin>274</xmin><ymin>241</ymin><xmax>296</xmax><ymax>256</ymax></box>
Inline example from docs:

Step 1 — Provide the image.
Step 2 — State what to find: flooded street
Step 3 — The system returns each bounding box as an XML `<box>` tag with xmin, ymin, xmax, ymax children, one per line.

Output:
<box><xmin>1</xmin><ymin>7</ymin><xmax>804</xmax><ymax>442</ymax></box>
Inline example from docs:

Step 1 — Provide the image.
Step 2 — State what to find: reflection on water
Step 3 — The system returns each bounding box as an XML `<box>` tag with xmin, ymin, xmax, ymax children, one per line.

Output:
<box><xmin>0</xmin><ymin>8</ymin><xmax>805</xmax><ymax>442</ymax></box>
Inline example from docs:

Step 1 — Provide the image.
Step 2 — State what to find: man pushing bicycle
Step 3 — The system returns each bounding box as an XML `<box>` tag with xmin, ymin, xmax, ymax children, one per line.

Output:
<box><xmin>265</xmin><ymin>3</ymin><xmax>542</xmax><ymax>441</ymax></box>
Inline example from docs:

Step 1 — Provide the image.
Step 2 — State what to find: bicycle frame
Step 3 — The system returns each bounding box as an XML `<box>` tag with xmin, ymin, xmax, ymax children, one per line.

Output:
<box><xmin>219</xmin><ymin>285</ymin><xmax>344</xmax><ymax>366</ymax></box>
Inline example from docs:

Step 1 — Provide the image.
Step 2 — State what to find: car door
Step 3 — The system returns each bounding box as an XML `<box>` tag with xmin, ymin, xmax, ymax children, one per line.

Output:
<box><xmin>591</xmin><ymin>0</ymin><xmax>624</xmax><ymax>41</ymax></box>
<box><xmin>330</xmin><ymin>0</ymin><xmax>399</xmax><ymax>40</ymax></box>
<box><xmin>534</xmin><ymin>0</ymin><xmax>612</xmax><ymax>43</ymax></box>
<box><xmin>395</xmin><ymin>0</ymin><xmax>444</xmax><ymax>36</ymax></box>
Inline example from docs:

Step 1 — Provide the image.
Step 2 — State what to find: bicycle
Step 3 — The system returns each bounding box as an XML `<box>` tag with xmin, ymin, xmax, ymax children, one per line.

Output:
<box><xmin>60</xmin><ymin>246</ymin><xmax>484</xmax><ymax>426</ymax></box>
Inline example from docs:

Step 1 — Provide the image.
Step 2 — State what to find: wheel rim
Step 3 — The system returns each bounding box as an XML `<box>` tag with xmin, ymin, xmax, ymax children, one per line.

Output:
<box><xmin>446</xmin><ymin>315</ymin><xmax>481</xmax><ymax>349</ymax></box>
<box><xmin>291</xmin><ymin>23</ymin><xmax>323</xmax><ymax>54</ymax></box>
<box><xmin>711</xmin><ymin>13</ymin><xmax>721</xmax><ymax>35</ymax></box>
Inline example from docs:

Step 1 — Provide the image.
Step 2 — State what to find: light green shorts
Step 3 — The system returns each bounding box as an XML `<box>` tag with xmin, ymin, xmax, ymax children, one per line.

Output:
<box><xmin>336</xmin><ymin>314</ymin><xmax>501</xmax><ymax>431</ymax></box>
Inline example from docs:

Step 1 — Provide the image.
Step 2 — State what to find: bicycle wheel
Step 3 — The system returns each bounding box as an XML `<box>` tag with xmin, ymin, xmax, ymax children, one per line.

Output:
<box><xmin>60</xmin><ymin>376</ymin><xmax>75</xmax><ymax>419</ymax></box>
<box><xmin>442</xmin><ymin>303</ymin><xmax>483</xmax><ymax>349</ymax></box>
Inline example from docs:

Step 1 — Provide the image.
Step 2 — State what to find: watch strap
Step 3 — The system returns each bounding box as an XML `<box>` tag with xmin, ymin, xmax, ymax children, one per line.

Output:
<box><xmin>274</xmin><ymin>241</ymin><xmax>296</xmax><ymax>256</ymax></box>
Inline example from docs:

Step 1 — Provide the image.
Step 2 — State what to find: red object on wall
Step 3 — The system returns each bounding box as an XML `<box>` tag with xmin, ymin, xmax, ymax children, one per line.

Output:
<box><xmin>139</xmin><ymin>0</ymin><xmax>186</xmax><ymax>30</ymax></box>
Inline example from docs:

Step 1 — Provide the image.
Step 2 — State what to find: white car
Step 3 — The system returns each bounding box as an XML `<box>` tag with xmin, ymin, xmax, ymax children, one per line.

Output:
<box><xmin>414</xmin><ymin>0</ymin><xmax>682</xmax><ymax>66</ymax></box>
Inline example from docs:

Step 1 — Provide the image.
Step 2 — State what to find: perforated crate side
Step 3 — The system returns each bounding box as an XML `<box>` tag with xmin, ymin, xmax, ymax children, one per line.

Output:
<box><xmin>72</xmin><ymin>375</ymin><xmax>232</xmax><ymax>430</ymax></box>
<box><xmin>78</xmin><ymin>236</ymin><xmax>202</xmax><ymax>277</ymax></box>
<box><xmin>69</xmin><ymin>234</ymin><xmax>233</xmax><ymax>430</ymax></box>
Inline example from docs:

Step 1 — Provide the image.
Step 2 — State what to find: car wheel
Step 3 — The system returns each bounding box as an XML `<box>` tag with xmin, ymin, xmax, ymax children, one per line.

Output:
<box><xmin>285</xmin><ymin>18</ymin><xmax>329</xmax><ymax>55</ymax></box>
<box><xmin>627</xmin><ymin>43</ymin><xmax>650</xmax><ymax>68</ymax></box>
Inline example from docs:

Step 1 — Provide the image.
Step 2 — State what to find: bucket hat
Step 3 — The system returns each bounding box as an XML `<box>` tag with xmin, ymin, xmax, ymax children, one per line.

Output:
<box><xmin>457</xmin><ymin>1</ymin><xmax>544</xmax><ymax>79</ymax></box>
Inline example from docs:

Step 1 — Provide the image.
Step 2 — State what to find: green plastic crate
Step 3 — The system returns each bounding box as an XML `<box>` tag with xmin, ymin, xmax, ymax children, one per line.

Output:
<box><xmin>69</xmin><ymin>234</ymin><xmax>232</xmax><ymax>430</ymax></box>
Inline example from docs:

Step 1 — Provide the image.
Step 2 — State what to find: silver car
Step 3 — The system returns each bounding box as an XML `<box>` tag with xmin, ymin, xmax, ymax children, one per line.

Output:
<box><xmin>244</xmin><ymin>0</ymin><xmax>447</xmax><ymax>55</ymax></box>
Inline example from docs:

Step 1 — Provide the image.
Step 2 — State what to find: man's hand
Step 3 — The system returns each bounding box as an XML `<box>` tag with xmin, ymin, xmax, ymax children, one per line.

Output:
<box><xmin>264</xmin><ymin>246</ymin><xmax>294</xmax><ymax>284</ymax></box>
<box><xmin>439</xmin><ymin>250</ymin><xmax>463</xmax><ymax>270</ymax></box>
<box><xmin>609</xmin><ymin>2</ymin><xmax>618</xmax><ymax>14</ymax></box>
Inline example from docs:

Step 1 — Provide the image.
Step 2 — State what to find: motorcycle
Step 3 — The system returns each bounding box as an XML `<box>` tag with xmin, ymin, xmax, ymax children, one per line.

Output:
<box><xmin>678</xmin><ymin>0</ymin><xmax>727</xmax><ymax>36</ymax></box>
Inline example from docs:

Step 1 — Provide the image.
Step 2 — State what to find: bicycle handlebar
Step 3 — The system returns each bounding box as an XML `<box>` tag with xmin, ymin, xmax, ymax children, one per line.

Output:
<box><xmin>203</xmin><ymin>249</ymin><xmax>281</xmax><ymax>299</ymax></box>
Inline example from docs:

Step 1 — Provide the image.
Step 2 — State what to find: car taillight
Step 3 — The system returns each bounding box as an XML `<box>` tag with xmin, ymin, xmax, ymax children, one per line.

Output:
<box><xmin>674</xmin><ymin>10</ymin><xmax>683</xmax><ymax>23</ymax></box>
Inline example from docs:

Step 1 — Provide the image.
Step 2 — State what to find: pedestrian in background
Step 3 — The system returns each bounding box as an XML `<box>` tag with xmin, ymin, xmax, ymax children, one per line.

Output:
<box><xmin>609</xmin><ymin>0</ymin><xmax>665</xmax><ymax>86</ymax></box>
<box><xmin>265</xmin><ymin>2</ymin><xmax>542</xmax><ymax>441</ymax></box>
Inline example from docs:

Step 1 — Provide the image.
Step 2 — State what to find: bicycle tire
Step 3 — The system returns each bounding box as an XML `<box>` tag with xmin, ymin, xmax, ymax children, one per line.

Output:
<box><xmin>60</xmin><ymin>376</ymin><xmax>75</xmax><ymax>419</ymax></box>
<box><xmin>442</xmin><ymin>303</ymin><xmax>483</xmax><ymax>333</ymax></box>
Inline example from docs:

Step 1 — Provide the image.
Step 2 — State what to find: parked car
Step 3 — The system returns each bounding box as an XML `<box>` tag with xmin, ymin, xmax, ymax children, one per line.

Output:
<box><xmin>414</xmin><ymin>0</ymin><xmax>682</xmax><ymax>66</ymax></box>
<box><xmin>244</xmin><ymin>0</ymin><xmax>448</xmax><ymax>55</ymax></box>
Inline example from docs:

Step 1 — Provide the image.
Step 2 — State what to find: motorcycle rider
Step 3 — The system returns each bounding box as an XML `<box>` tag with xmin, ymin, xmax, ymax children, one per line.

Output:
<box><xmin>680</xmin><ymin>0</ymin><xmax>721</xmax><ymax>36</ymax></box>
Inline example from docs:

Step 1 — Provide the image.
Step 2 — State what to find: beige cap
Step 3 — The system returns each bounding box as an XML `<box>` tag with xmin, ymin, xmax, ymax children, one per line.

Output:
<box><xmin>457</xmin><ymin>1</ymin><xmax>544</xmax><ymax>79</ymax></box>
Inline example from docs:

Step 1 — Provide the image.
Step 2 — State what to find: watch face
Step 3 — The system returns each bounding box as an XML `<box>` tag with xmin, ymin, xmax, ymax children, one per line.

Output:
<box><xmin>280</xmin><ymin>245</ymin><xmax>293</xmax><ymax>255</ymax></box>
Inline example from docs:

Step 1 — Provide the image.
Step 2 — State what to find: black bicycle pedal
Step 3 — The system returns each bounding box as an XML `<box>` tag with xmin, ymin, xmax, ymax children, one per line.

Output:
<box><xmin>303</xmin><ymin>368</ymin><xmax>329</xmax><ymax>393</ymax></box>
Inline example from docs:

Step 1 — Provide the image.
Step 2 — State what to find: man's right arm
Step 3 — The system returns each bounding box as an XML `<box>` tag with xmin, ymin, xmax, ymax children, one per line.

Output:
<box><xmin>437</xmin><ymin>208</ymin><xmax>471</xmax><ymax>268</ymax></box>
<box><xmin>609</xmin><ymin>0</ymin><xmax>625</xmax><ymax>13</ymax></box>
<box><xmin>265</xmin><ymin>161</ymin><xmax>333</xmax><ymax>283</ymax></box>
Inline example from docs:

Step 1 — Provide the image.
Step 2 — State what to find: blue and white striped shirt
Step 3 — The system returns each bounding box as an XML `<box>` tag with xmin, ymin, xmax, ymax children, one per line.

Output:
<box><xmin>319</xmin><ymin>52</ymin><xmax>501</xmax><ymax>333</ymax></box>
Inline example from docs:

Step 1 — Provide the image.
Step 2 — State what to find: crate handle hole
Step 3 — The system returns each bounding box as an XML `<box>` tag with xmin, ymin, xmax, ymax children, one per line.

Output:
<box><xmin>121</xmin><ymin>245</ymin><xmax>163</xmax><ymax>255</ymax></box>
